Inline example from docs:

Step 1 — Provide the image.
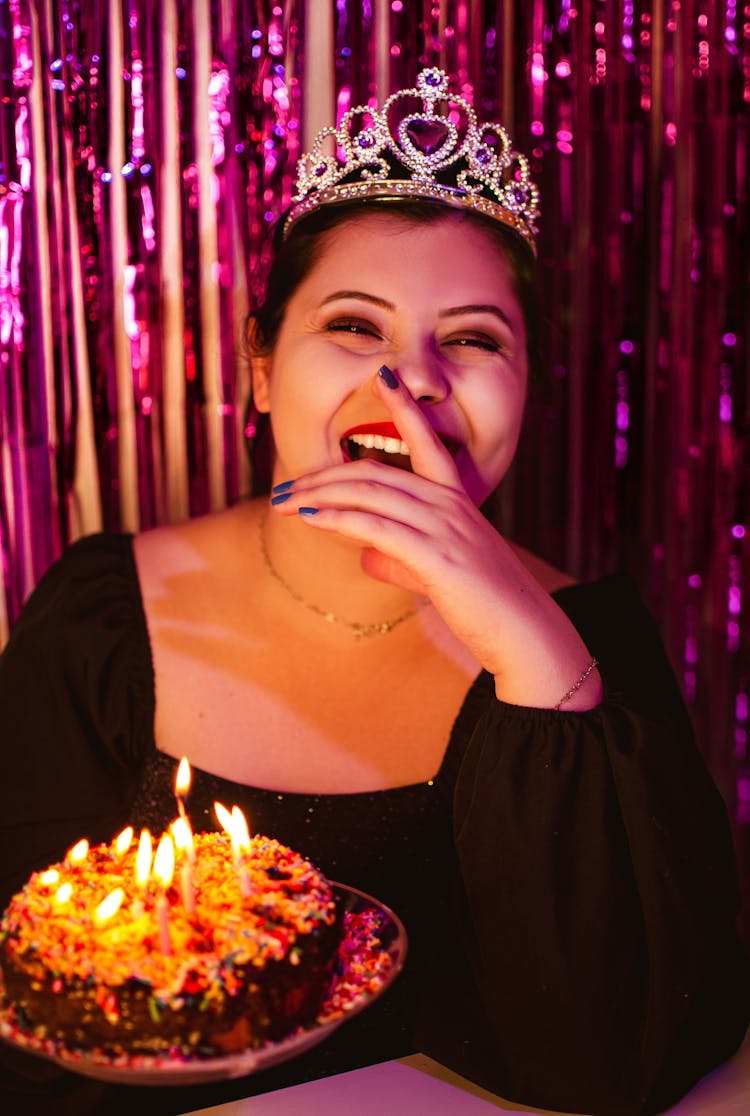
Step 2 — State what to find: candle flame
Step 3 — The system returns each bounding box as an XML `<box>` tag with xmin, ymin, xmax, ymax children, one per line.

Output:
<box><xmin>171</xmin><ymin>815</ymin><xmax>194</xmax><ymax>852</ymax></box>
<box><xmin>68</xmin><ymin>838</ymin><xmax>89</xmax><ymax>863</ymax></box>
<box><xmin>40</xmin><ymin>869</ymin><xmax>60</xmax><ymax>887</ymax></box>
<box><xmin>95</xmin><ymin>888</ymin><xmax>124</xmax><ymax>924</ymax></box>
<box><xmin>135</xmin><ymin>829</ymin><xmax>153</xmax><ymax>886</ymax></box>
<box><xmin>154</xmin><ymin>834</ymin><xmax>175</xmax><ymax>887</ymax></box>
<box><xmin>214</xmin><ymin>801</ymin><xmax>250</xmax><ymax>851</ymax></box>
<box><xmin>231</xmin><ymin>805</ymin><xmax>251</xmax><ymax>850</ymax></box>
<box><xmin>55</xmin><ymin>882</ymin><xmax>73</xmax><ymax>904</ymax></box>
<box><xmin>175</xmin><ymin>756</ymin><xmax>192</xmax><ymax>796</ymax></box>
<box><xmin>214</xmin><ymin>800</ymin><xmax>233</xmax><ymax>834</ymax></box>
<box><xmin>114</xmin><ymin>826</ymin><xmax>134</xmax><ymax>855</ymax></box>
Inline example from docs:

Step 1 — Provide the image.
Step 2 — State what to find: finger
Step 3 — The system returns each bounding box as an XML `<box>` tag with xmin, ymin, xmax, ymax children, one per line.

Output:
<box><xmin>374</xmin><ymin>365</ymin><xmax>463</xmax><ymax>488</ymax></box>
<box><xmin>270</xmin><ymin>463</ymin><xmax>459</xmax><ymax>538</ymax></box>
<box><xmin>291</xmin><ymin>502</ymin><xmax>432</xmax><ymax>574</ymax></box>
<box><xmin>270</xmin><ymin>457</ymin><xmax>453</xmax><ymax>510</ymax></box>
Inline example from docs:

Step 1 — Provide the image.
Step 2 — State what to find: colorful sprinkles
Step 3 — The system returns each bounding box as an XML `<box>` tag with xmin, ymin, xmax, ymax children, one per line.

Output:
<box><xmin>1</xmin><ymin>833</ymin><xmax>334</xmax><ymax>993</ymax></box>
<box><xmin>0</xmin><ymin>831</ymin><xmax>400</xmax><ymax>1069</ymax></box>
<box><xmin>0</xmin><ymin>906</ymin><xmax>397</xmax><ymax>1071</ymax></box>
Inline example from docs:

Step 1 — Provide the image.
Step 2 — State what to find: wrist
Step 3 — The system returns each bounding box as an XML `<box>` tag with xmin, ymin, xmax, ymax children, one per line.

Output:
<box><xmin>493</xmin><ymin>658</ymin><xmax>602</xmax><ymax>710</ymax></box>
<box><xmin>554</xmin><ymin>658</ymin><xmax>600</xmax><ymax>711</ymax></box>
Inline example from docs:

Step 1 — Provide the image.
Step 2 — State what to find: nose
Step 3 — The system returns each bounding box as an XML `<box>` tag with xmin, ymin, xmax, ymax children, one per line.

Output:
<box><xmin>392</xmin><ymin>339</ymin><xmax>451</xmax><ymax>403</ymax></box>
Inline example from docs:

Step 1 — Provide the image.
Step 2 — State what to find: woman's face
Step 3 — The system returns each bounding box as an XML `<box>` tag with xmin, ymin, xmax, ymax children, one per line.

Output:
<box><xmin>253</xmin><ymin>212</ymin><xmax>529</xmax><ymax>506</ymax></box>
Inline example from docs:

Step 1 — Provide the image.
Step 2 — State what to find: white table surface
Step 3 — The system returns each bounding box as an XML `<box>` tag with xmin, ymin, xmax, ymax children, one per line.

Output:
<box><xmin>187</xmin><ymin>1028</ymin><xmax>750</xmax><ymax>1116</ymax></box>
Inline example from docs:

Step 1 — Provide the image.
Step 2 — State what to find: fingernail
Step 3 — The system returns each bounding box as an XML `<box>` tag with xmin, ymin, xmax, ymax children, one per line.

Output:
<box><xmin>298</xmin><ymin>506</ymin><xmax>319</xmax><ymax>516</ymax></box>
<box><xmin>378</xmin><ymin>364</ymin><xmax>399</xmax><ymax>390</ymax></box>
<box><xmin>271</xmin><ymin>491</ymin><xmax>292</xmax><ymax>506</ymax></box>
<box><xmin>272</xmin><ymin>479</ymin><xmax>295</xmax><ymax>494</ymax></box>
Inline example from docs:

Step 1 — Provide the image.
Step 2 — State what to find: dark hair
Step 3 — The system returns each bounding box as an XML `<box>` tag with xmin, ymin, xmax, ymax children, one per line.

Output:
<box><xmin>244</xmin><ymin>199</ymin><xmax>545</xmax><ymax>494</ymax></box>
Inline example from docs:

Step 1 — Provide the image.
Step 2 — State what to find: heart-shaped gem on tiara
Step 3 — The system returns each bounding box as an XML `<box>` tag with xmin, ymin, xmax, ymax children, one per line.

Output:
<box><xmin>397</xmin><ymin>115</ymin><xmax>459</xmax><ymax>173</ymax></box>
<box><xmin>404</xmin><ymin>118</ymin><xmax>451</xmax><ymax>156</ymax></box>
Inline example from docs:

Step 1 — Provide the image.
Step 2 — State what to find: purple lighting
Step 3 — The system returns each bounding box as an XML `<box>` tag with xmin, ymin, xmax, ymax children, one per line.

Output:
<box><xmin>0</xmin><ymin>0</ymin><xmax>746</xmax><ymax>916</ymax></box>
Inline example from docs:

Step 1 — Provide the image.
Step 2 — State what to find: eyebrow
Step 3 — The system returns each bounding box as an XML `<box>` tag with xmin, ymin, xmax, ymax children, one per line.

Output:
<box><xmin>320</xmin><ymin>291</ymin><xmax>515</xmax><ymax>334</ymax></box>
<box><xmin>438</xmin><ymin>303</ymin><xmax>514</xmax><ymax>333</ymax></box>
<box><xmin>319</xmin><ymin>290</ymin><xmax>394</xmax><ymax>310</ymax></box>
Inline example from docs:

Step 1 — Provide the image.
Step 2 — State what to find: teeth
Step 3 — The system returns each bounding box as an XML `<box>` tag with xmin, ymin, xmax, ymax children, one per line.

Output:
<box><xmin>348</xmin><ymin>433</ymin><xmax>410</xmax><ymax>456</ymax></box>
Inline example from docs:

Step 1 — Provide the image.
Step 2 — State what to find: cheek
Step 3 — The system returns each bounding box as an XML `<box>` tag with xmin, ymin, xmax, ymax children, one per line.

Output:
<box><xmin>469</xmin><ymin>372</ymin><xmax>526</xmax><ymax>445</ymax></box>
<box><xmin>462</xmin><ymin>378</ymin><xmax>526</xmax><ymax>494</ymax></box>
<box><xmin>263</xmin><ymin>347</ymin><xmax>353</xmax><ymax>472</ymax></box>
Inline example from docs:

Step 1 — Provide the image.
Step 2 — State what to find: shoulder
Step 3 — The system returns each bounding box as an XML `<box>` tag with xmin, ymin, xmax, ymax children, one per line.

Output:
<box><xmin>40</xmin><ymin>530</ymin><xmax>135</xmax><ymax>578</ymax></box>
<box><xmin>504</xmin><ymin>555</ymin><xmax>677</xmax><ymax>707</ymax></box>
<box><xmin>3</xmin><ymin>531</ymin><xmax>150</xmax><ymax>724</ymax></box>
<box><xmin>10</xmin><ymin>532</ymin><xmax>138</xmax><ymax>637</ymax></box>
<box><xmin>2</xmin><ymin>531</ymin><xmax>154</xmax><ymax>770</ymax></box>
<box><xmin>133</xmin><ymin>502</ymin><xmax>261</xmax><ymax>591</ymax></box>
<box><xmin>4</xmin><ymin>533</ymin><xmax>149</xmax><ymax>691</ymax></box>
<box><xmin>134</xmin><ymin>502</ymin><xmax>254</xmax><ymax>556</ymax></box>
<box><xmin>545</xmin><ymin>572</ymin><xmax>687</xmax><ymax>717</ymax></box>
<box><xmin>550</xmin><ymin>570</ymin><xmax>646</xmax><ymax>619</ymax></box>
<box><xmin>508</xmin><ymin>544</ymin><xmax>645</xmax><ymax>617</ymax></box>
<box><xmin>510</xmin><ymin>542</ymin><xmax>577</xmax><ymax>595</ymax></box>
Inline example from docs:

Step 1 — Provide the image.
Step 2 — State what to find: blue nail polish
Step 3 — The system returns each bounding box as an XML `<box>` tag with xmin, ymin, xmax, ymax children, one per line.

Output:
<box><xmin>271</xmin><ymin>491</ymin><xmax>292</xmax><ymax>506</ymax></box>
<box><xmin>272</xmin><ymin>479</ymin><xmax>294</xmax><ymax>494</ymax></box>
<box><xmin>298</xmin><ymin>506</ymin><xmax>319</xmax><ymax>516</ymax></box>
<box><xmin>378</xmin><ymin>364</ymin><xmax>399</xmax><ymax>390</ymax></box>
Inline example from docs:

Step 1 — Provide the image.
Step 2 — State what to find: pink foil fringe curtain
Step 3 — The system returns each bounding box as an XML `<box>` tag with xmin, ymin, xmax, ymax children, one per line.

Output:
<box><xmin>0</xmin><ymin>1</ymin><xmax>748</xmax><ymax>920</ymax></box>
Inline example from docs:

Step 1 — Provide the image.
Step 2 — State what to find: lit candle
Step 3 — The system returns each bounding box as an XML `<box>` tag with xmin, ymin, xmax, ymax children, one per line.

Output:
<box><xmin>55</xmin><ymin>882</ymin><xmax>73</xmax><ymax>905</ymax></box>
<box><xmin>231</xmin><ymin>806</ymin><xmax>250</xmax><ymax>846</ymax></box>
<box><xmin>133</xmin><ymin>828</ymin><xmax>153</xmax><ymax>917</ymax></box>
<box><xmin>95</xmin><ymin>888</ymin><xmax>124</xmax><ymax>925</ymax></box>
<box><xmin>214</xmin><ymin>800</ymin><xmax>233</xmax><ymax>836</ymax></box>
<box><xmin>214</xmin><ymin>801</ymin><xmax>251</xmax><ymax>897</ymax></box>
<box><xmin>114</xmin><ymin>826</ymin><xmax>134</xmax><ymax>857</ymax></box>
<box><xmin>153</xmin><ymin>834</ymin><xmax>175</xmax><ymax>955</ymax></box>
<box><xmin>171</xmin><ymin>815</ymin><xmax>195</xmax><ymax>915</ymax></box>
<box><xmin>171</xmin><ymin>814</ymin><xmax>195</xmax><ymax>862</ymax></box>
<box><xmin>67</xmin><ymin>838</ymin><xmax>89</xmax><ymax>866</ymax></box>
<box><xmin>175</xmin><ymin>756</ymin><xmax>192</xmax><ymax>819</ymax></box>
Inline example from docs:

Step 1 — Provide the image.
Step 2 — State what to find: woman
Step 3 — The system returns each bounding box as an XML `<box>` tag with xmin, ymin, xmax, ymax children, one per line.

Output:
<box><xmin>1</xmin><ymin>69</ymin><xmax>748</xmax><ymax>1115</ymax></box>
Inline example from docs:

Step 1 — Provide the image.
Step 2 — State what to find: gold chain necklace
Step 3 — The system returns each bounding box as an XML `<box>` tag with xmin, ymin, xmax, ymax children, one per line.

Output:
<box><xmin>259</xmin><ymin>510</ymin><xmax>425</xmax><ymax>639</ymax></box>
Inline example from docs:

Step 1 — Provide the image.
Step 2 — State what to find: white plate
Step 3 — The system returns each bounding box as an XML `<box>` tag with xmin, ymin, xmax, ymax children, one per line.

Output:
<box><xmin>0</xmin><ymin>883</ymin><xmax>406</xmax><ymax>1085</ymax></box>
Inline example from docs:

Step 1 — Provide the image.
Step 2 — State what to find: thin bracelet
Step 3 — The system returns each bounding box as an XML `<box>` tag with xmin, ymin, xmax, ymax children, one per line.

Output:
<box><xmin>555</xmin><ymin>658</ymin><xmax>599</xmax><ymax>710</ymax></box>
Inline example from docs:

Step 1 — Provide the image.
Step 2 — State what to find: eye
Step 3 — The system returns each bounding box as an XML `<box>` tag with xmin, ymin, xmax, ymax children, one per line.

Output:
<box><xmin>442</xmin><ymin>332</ymin><xmax>506</xmax><ymax>354</ymax></box>
<box><xmin>325</xmin><ymin>317</ymin><xmax>382</xmax><ymax>339</ymax></box>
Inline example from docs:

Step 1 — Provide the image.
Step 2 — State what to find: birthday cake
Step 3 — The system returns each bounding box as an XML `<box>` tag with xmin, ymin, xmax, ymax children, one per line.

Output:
<box><xmin>0</xmin><ymin>829</ymin><xmax>342</xmax><ymax>1057</ymax></box>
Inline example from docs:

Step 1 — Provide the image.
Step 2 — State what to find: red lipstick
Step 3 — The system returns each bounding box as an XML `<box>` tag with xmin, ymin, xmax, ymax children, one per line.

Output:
<box><xmin>340</xmin><ymin>421</ymin><xmax>403</xmax><ymax>441</ymax></box>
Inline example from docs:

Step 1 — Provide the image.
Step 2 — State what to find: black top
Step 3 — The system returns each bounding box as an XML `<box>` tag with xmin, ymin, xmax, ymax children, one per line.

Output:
<box><xmin>0</xmin><ymin>533</ymin><xmax>748</xmax><ymax>1116</ymax></box>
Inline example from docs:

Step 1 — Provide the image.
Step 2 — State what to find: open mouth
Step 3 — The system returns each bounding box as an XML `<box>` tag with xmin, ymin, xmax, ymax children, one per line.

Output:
<box><xmin>341</xmin><ymin>422</ymin><xmax>412</xmax><ymax>471</ymax></box>
<box><xmin>340</xmin><ymin>422</ymin><xmax>461</xmax><ymax>472</ymax></box>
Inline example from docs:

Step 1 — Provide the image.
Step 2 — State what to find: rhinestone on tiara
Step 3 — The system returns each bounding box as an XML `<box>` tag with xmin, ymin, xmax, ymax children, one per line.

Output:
<box><xmin>282</xmin><ymin>68</ymin><xmax>540</xmax><ymax>252</ymax></box>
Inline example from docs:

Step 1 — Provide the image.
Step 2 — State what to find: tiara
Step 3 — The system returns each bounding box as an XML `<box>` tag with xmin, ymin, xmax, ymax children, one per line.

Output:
<box><xmin>283</xmin><ymin>68</ymin><xmax>539</xmax><ymax>252</ymax></box>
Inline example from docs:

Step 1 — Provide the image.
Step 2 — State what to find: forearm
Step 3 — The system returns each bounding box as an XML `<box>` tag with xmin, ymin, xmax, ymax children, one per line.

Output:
<box><xmin>485</xmin><ymin>562</ymin><xmax>603</xmax><ymax>710</ymax></box>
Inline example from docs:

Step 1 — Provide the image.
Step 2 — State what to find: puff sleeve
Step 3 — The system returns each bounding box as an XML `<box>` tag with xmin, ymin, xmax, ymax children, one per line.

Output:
<box><xmin>419</xmin><ymin>575</ymin><xmax>750</xmax><ymax>1115</ymax></box>
<box><xmin>0</xmin><ymin>534</ymin><xmax>154</xmax><ymax>912</ymax></box>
